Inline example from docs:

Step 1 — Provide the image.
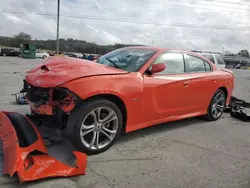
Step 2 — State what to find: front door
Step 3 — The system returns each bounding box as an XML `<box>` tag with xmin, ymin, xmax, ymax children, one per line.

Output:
<box><xmin>142</xmin><ymin>52</ymin><xmax>194</xmax><ymax>122</ymax></box>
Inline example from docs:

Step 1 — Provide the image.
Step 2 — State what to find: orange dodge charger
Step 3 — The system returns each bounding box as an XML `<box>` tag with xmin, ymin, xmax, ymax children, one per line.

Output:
<box><xmin>25</xmin><ymin>46</ymin><xmax>234</xmax><ymax>154</ymax></box>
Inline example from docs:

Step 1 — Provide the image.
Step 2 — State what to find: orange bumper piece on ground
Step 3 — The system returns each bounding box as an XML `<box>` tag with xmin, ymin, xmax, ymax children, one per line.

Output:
<box><xmin>0</xmin><ymin>111</ymin><xmax>87</xmax><ymax>183</ymax></box>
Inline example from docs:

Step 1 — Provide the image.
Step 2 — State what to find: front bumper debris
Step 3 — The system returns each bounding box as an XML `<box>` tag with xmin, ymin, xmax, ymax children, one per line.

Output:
<box><xmin>12</xmin><ymin>80</ymin><xmax>29</xmax><ymax>105</ymax></box>
<box><xmin>0</xmin><ymin>111</ymin><xmax>87</xmax><ymax>183</ymax></box>
<box><xmin>224</xmin><ymin>96</ymin><xmax>250</xmax><ymax>122</ymax></box>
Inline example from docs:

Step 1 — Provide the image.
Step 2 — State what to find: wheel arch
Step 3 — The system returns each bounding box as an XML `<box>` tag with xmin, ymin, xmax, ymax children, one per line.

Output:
<box><xmin>207</xmin><ymin>86</ymin><xmax>229</xmax><ymax>109</ymax></box>
<box><xmin>84</xmin><ymin>94</ymin><xmax>127</xmax><ymax>131</ymax></box>
<box><xmin>218</xmin><ymin>86</ymin><xmax>228</xmax><ymax>99</ymax></box>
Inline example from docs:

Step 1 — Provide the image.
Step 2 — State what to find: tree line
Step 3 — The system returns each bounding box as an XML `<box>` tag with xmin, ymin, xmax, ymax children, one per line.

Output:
<box><xmin>1</xmin><ymin>32</ymin><xmax>249</xmax><ymax>57</ymax></box>
<box><xmin>0</xmin><ymin>32</ymin><xmax>144</xmax><ymax>55</ymax></box>
<box><xmin>224</xmin><ymin>50</ymin><xmax>250</xmax><ymax>58</ymax></box>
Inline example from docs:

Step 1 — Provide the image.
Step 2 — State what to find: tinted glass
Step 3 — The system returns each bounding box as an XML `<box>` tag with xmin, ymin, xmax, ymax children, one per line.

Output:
<box><xmin>204</xmin><ymin>61</ymin><xmax>211</xmax><ymax>71</ymax></box>
<box><xmin>153</xmin><ymin>53</ymin><xmax>185</xmax><ymax>74</ymax></box>
<box><xmin>97</xmin><ymin>48</ymin><xmax>156</xmax><ymax>72</ymax></box>
<box><xmin>215</xmin><ymin>55</ymin><xmax>225</xmax><ymax>65</ymax></box>
<box><xmin>186</xmin><ymin>55</ymin><xmax>206</xmax><ymax>72</ymax></box>
<box><xmin>203</xmin><ymin>55</ymin><xmax>215</xmax><ymax>64</ymax></box>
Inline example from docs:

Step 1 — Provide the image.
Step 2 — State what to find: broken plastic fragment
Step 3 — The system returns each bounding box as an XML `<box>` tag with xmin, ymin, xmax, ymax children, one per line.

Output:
<box><xmin>0</xmin><ymin>111</ymin><xmax>87</xmax><ymax>183</ymax></box>
<box><xmin>18</xmin><ymin>151</ymin><xmax>87</xmax><ymax>183</ymax></box>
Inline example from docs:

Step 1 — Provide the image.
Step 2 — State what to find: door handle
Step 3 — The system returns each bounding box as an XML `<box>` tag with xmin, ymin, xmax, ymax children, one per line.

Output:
<box><xmin>183</xmin><ymin>81</ymin><xmax>189</xmax><ymax>87</ymax></box>
<box><xmin>212</xmin><ymin>78</ymin><xmax>216</xmax><ymax>82</ymax></box>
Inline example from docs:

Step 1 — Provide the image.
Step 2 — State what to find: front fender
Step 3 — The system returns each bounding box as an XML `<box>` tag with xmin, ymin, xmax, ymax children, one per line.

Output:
<box><xmin>61</xmin><ymin>74</ymin><xmax>145</xmax><ymax>127</ymax></box>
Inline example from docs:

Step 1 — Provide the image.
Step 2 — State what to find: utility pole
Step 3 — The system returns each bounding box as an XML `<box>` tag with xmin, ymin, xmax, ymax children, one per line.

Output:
<box><xmin>56</xmin><ymin>0</ymin><xmax>60</xmax><ymax>54</ymax></box>
<box><xmin>151</xmin><ymin>39</ymin><xmax>154</xmax><ymax>46</ymax></box>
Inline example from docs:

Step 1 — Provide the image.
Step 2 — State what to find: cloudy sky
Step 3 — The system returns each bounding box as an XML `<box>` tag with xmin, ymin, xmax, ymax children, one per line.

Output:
<box><xmin>0</xmin><ymin>0</ymin><xmax>250</xmax><ymax>52</ymax></box>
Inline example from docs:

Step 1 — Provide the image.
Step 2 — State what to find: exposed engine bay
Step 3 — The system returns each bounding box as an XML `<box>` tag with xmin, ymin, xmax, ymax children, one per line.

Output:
<box><xmin>25</xmin><ymin>80</ymin><xmax>82</xmax><ymax>128</ymax></box>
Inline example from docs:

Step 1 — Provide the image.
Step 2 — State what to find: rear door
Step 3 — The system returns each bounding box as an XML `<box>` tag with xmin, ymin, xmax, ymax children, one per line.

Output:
<box><xmin>184</xmin><ymin>53</ymin><xmax>218</xmax><ymax>111</ymax></box>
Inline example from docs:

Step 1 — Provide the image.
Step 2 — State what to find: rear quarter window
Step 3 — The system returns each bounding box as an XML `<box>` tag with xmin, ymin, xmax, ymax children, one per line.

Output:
<box><xmin>204</xmin><ymin>61</ymin><xmax>211</xmax><ymax>71</ymax></box>
<box><xmin>185</xmin><ymin>54</ymin><xmax>206</xmax><ymax>73</ymax></box>
<box><xmin>215</xmin><ymin>55</ymin><xmax>225</xmax><ymax>65</ymax></box>
<box><xmin>202</xmin><ymin>55</ymin><xmax>215</xmax><ymax>64</ymax></box>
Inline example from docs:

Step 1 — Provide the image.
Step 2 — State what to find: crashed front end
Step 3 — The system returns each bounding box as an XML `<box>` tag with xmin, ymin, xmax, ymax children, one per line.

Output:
<box><xmin>26</xmin><ymin>83</ymin><xmax>81</xmax><ymax>126</ymax></box>
<box><xmin>24</xmin><ymin>56</ymin><xmax>129</xmax><ymax>120</ymax></box>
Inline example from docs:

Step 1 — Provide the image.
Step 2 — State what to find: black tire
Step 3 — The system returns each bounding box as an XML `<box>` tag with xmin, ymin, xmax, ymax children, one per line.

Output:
<box><xmin>67</xmin><ymin>98</ymin><xmax>123</xmax><ymax>155</ymax></box>
<box><xmin>205</xmin><ymin>89</ymin><xmax>226</xmax><ymax>121</ymax></box>
<box><xmin>43</xmin><ymin>55</ymin><xmax>47</xmax><ymax>59</ymax></box>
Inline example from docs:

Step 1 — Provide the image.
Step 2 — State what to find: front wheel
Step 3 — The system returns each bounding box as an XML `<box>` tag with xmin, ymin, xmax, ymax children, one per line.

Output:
<box><xmin>205</xmin><ymin>89</ymin><xmax>226</xmax><ymax>121</ymax></box>
<box><xmin>67</xmin><ymin>99</ymin><xmax>123</xmax><ymax>155</ymax></box>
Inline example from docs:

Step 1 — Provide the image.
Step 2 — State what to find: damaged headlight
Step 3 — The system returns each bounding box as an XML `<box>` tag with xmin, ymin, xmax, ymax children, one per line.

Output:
<box><xmin>53</xmin><ymin>87</ymin><xmax>82</xmax><ymax>113</ymax></box>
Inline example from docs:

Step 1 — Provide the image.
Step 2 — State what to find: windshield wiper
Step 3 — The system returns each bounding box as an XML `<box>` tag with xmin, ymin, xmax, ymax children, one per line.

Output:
<box><xmin>105</xmin><ymin>58</ymin><xmax>119</xmax><ymax>68</ymax></box>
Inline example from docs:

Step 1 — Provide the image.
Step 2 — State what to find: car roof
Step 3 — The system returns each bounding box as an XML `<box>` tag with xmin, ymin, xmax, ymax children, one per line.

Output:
<box><xmin>122</xmin><ymin>46</ymin><xmax>209</xmax><ymax>59</ymax></box>
<box><xmin>191</xmin><ymin>50</ymin><xmax>222</xmax><ymax>56</ymax></box>
<box><xmin>199</xmin><ymin>52</ymin><xmax>223</xmax><ymax>56</ymax></box>
<box><xmin>123</xmin><ymin>46</ymin><xmax>191</xmax><ymax>53</ymax></box>
<box><xmin>1</xmin><ymin>48</ymin><xmax>14</xmax><ymax>50</ymax></box>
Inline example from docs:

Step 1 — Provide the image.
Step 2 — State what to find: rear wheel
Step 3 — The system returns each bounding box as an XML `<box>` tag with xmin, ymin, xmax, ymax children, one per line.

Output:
<box><xmin>43</xmin><ymin>55</ymin><xmax>47</xmax><ymax>59</ymax></box>
<box><xmin>205</xmin><ymin>89</ymin><xmax>226</xmax><ymax>121</ymax></box>
<box><xmin>67</xmin><ymin>99</ymin><xmax>123</xmax><ymax>155</ymax></box>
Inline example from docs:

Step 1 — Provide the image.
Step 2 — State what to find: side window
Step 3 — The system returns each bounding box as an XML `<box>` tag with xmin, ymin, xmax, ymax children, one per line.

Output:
<box><xmin>202</xmin><ymin>55</ymin><xmax>215</xmax><ymax>64</ymax></box>
<box><xmin>204</xmin><ymin>61</ymin><xmax>211</xmax><ymax>71</ymax></box>
<box><xmin>185</xmin><ymin>54</ymin><xmax>206</xmax><ymax>73</ymax></box>
<box><xmin>215</xmin><ymin>55</ymin><xmax>225</xmax><ymax>65</ymax></box>
<box><xmin>153</xmin><ymin>53</ymin><xmax>185</xmax><ymax>74</ymax></box>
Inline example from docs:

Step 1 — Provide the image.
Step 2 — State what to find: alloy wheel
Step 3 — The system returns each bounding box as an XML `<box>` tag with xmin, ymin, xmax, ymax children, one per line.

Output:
<box><xmin>80</xmin><ymin>107</ymin><xmax>119</xmax><ymax>150</ymax></box>
<box><xmin>211</xmin><ymin>92</ymin><xmax>225</xmax><ymax>119</ymax></box>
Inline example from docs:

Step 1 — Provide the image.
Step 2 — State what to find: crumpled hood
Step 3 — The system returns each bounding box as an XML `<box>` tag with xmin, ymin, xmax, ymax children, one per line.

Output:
<box><xmin>25</xmin><ymin>57</ymin><xmax>128</xmax><ymax>88</ymax></box>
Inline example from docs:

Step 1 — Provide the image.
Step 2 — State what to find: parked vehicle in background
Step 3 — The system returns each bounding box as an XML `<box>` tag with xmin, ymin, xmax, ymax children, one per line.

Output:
<box><xmin>0</xmin><ymin>48</ymin><xmax>20</xmax><ymax>56</ymax></box>
<box><xmin>64</xmin><ymin>52</ymin><xmax>83</xmax><ymax>58</ymax></box>
<box><xmin>25</xmin><ymin>46</ymin><xmax>234</xmax><ymax>154</ymax></box>
<box><xmin>192</xmin><ymin>51</ymin><xmax>226</xmax><ymax>69</ymax></box>
<box><xmin>87</xmin><ymin>54</ymin><xmax>95</xmax><ymax>61</ymax></box>
<box><xmin>235</xmin><ymin>62</ymin><xmax>242</xmax><ymax>69</ymax></box>
<box><xmin>48</xmin><ymin>51</ymin><xmax>56</xmax><ymax>56</ymax></box>
<box><xmin>36</xmin><ymin>51</ymin><xmax>49</xmax><ymax>59</ymax></box>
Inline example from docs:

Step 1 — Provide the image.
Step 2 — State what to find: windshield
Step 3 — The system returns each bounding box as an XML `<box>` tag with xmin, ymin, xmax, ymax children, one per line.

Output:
<box><xmin>97</xmin><ymin>48</ymin><xmax>156</xmax><ymax>72</ymax></box>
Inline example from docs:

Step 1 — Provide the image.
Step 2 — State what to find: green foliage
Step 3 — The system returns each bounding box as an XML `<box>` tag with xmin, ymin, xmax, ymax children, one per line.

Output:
<box><xmin>13</xmin><ymin>32</ymin><xmax>32</xmax><ymax>41</ymax></box>
<box><xmin>0</xmin><ymin>33</ymin><xmax>144</xmax><ymax>55</ymax></box>
<box><xmin>238</xmin><ymin>50</ymin><xmax>250</xmax><ymax>58</ymax></box>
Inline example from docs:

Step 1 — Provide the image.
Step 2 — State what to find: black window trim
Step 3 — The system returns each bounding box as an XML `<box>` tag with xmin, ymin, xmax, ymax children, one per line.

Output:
<box><xmin>204</xmin><ymin>60</ymin><xmax>212</xmax><ymax>72</ymax></box>
<box><xmin>184</xmin><ymin>53</ymin><xmax>213</xmax><ymax>74</ymax></box>
<box><xmin>144</xmin><ymin>51</ymin><xmax>187</xmax><ymax>75</ymax></box>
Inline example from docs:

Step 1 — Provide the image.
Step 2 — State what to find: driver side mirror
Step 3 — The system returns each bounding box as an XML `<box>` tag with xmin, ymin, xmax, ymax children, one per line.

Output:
<box><xmin>148</xmin><ymin>63</ymin><xmax>166</xmax><ymax>74</ymax></box>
